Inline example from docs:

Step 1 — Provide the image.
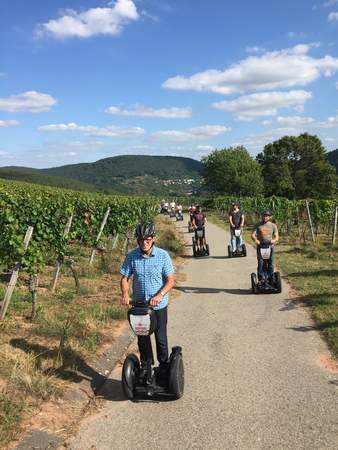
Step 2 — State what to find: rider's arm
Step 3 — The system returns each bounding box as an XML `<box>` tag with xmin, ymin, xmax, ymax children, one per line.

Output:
<box><xmin>251</xmin><ymin>229</ymin><xmax>260</xmax><ymax>245</ymax></box>
<box><xmin>120</xmin><ymin>276</ymin><xmax>131</xmax><ymax>305</ymax></box>
<box><xmin>271</xmin><ymin>226</ymin><xmax>279</xmax><ymax>245</ymax></box>
<box><xmin>150</xmin><ymin>274</ymin><xmax>175</xmax><ymax>306</ymax></box>
<box><xmin>240</xmin><ymin>214</ymin><xmax>245</xmax><ymax>227</ymax></box>
<box><xmin>229</xmin><ymin>215</ymin><xmax>234</xmax><ymax>227</ymax></box>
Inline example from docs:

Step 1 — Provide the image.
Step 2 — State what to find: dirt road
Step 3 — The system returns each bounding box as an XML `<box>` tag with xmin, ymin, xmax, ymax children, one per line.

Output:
<box><xmin>68</xmin><ymin>221</ymin><xmax>338</xmax><ymax>450</ymax></box>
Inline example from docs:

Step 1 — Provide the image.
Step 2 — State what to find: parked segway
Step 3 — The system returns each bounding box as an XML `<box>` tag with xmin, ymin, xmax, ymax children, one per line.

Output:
<box><xmin>251</xmin><ymin>243</ymin><xmax>282</xmax><ymax>294</ymax></box>
<box><xmin>192</xmin><ymin>227</ymin><xmax>209</xmax><ymax>257</ymax></box>
<box><xmin>122</xmin><ymin>300</ymin><xmax>184</xmax><ymax>400</ymax></box>
<box><xmin>228</xmin><ymin>228</ymin><xmax>246</xmax><ymax>258</ymax></box>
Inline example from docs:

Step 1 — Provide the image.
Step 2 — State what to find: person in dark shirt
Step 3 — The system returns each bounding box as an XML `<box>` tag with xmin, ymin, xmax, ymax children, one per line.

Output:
<box><xmin>192</xmin><ymin>205</ymin><xmax>207</xmax><ymax>251</ymax></box>
<box><xmin>229</xmin><ymin>202</ymin><xmax>245</xmax><ymax>252</ymax></box>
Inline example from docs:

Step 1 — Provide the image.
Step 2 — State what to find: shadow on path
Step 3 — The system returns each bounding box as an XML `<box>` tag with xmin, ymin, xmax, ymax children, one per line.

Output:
<box><xmin>175</xmin><ymin>285</ymin><xmax>252</xmax><ymax>295</ymax></box>
<box><xmin>10</xmin><ymin>338</ymin><xmax>125</xmax><ymax>402</ymax></box>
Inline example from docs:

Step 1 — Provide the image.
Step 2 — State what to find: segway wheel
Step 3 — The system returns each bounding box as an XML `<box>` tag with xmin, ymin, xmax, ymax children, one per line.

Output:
<box><xmin>193</xmin><ymin>243</ymin><xmax>197</xmax><ymax>257</ymax></box>
<box><xmin>228</xmin><ymin>245</ymin><xmax>232</xmax><ymax>258</ymax></box>
<box><xmin>273</xmin><ymin>272</ymin><xmax>282</xmax><ymax>293</ymax></box>
<box><xmin>169</xmin><ymin>348</ymin><xmax>184</xmax><ymax>400</ymax></box>
<box><xmin>251</xmin><ymin>273</ymin><xmax>257</xmax><ymax>294</ymax></box>
<box><xmin>242</xmin><ymin>244</ymin><xmax>247</xmax><ymax>257</ymax></box>
<box><xmin>122</xmin><ymin>353</ymin><xmax>140</xmax><ymax>400</ymax></box>
<box><xmin>205</xmin><ymin>243</ymin><xmax>210</xmax><ymax>256</ymax></box>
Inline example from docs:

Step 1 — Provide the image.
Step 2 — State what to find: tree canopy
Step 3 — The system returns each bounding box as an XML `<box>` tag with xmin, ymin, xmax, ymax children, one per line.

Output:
<box><xmin>256</xmin><ymin>133</ymin><xmax>337</xmax><ymax>199</ymax></box>
<box><xmin>201</xmin><ymin>146</ymin><xmax>263</xmax><ymax>196</ymax></box>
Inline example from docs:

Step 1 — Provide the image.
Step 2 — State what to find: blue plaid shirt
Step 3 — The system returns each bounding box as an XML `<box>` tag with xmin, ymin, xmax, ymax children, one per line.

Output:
<box><xmin>120</xmin><ymin>246</ymin><xmax>174</xmax><ymax>310</ymax></box>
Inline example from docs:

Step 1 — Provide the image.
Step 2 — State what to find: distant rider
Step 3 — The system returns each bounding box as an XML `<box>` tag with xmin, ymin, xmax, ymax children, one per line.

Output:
<box><xmin>192</xmin><ymin>205</ymin><xmax>207</xmax><ymax>251</ymax></box>
<box><xmin>229</xmin><ymin>202</ymin><xmax>245</xmax><ymax>252</ymax></box>
<box><xmin>120</xmin><ymin>223</ymin><xmax>174</xmax><ymax>385</ymax></box>
<box><xmin>251</xmin><ymin>210</ymin><xmax>279</xmax><ymax>285</ymax></box>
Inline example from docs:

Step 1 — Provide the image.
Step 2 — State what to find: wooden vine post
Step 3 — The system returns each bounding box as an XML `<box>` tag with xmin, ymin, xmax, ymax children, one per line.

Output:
<box><xmin>305</xmin><ymin>200</ymin><xmax>315</xmax><ymax>243</ymax></box>
<box><xmin>0</xmin><ymin>226</ymin><xmax>34</xmax><ymax>320</ymax></box>
<box><xmin>51</xmin><ymin>215</ymin><xmax>73</xmax><ymax>292</ymax></box>
<box><xmin>333</xmin><ymin>206</ymin><xmax>338</xmax><ymax>246</ymax></box>
<box><xmin>89</xmin><ymin>207</ymin><xmax>111</xmax><ymax>266</ymax></box>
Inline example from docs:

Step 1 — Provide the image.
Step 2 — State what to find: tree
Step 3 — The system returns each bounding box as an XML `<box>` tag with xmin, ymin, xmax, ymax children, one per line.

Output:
<box><xmin>257</xmin><ymin>133</ymin><xmax>337</xmax><ymax>199</ymax></box>
<box><xmin>201</xmin><ymin>146</ymin><xmax>263</xmax><ymax>196</ymax></box>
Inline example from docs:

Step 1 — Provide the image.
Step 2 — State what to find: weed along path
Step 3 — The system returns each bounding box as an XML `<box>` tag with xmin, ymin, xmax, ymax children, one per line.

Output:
<box><xmin>68</xmin><ymin>221</ymin><xmax>338</xmax><ymax>450</ymax></box>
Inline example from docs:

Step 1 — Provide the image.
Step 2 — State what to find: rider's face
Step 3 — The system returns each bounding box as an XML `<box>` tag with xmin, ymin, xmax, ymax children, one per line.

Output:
<box><xmin>262</xmin><ymin>214</ymin><xmax>271</xmax><ymax>223</ymax></box>
<box><xmin>138</xmin><ymin>237</ymin><xmax>154</xmax><ymax>253</ymax></box>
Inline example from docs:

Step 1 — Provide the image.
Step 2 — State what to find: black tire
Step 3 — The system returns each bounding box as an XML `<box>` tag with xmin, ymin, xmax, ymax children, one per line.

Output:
<box><xmin>242</xmin><ymin>244</ymin><xmax>247</xmax><ymax>257</ymax></box>
<box><xmin>205</xmin><ymin>244</ymin><xmax>210</xmax><ymax>256</ymax></box>
<box><xmin>193</xmin><ymin>243</ymin><xmax>197</xmax><ymax>257</ymax></box>
<box><xmin>228</xmin><ymin>245</ymin><xmax>232</xmax><ymax>258</ymax></box>
<box><xmin>169</xmin><ymin>353</ymin><xmax>184</xmax><ymax>399</ymax></box>
<box><xmin>274</xmin><ymin>272</ymin><xmax>282</xmax><ymax>293</ymax></box>
<box><xmin>122</xmin><ymin>354</ymin><xmax>140</xmax><ymax>400</ymax></box>
<box><xmin>251</xmin><ymin>273</ymin><xmax>257</xmax><ymax>294</ymax></box>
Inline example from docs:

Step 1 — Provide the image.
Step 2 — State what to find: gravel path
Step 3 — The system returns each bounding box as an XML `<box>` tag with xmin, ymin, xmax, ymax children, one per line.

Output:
<box><xmin>68</xmin><ymin>220</ymin><xmax>338</xmax><ymax>450</ymax></box>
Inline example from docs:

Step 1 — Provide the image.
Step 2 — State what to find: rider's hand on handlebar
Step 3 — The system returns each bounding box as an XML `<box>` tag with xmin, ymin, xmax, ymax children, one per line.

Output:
<box><xmin>255</xmin><ymin>239</ymin><xmax>260</xmax><ymax>246</ymax></box>
<box><xmin>150</xmin><ymin>294</ymin><xmax>162</xmax><ymax>306</ymax></box>
<box><xmin>120</xmin><ymin>295</ymin><xmax>131</xmax><ymax>306</ymax></box>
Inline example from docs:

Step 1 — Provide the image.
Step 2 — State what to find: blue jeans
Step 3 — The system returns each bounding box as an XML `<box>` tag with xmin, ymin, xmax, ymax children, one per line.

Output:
<box><xmin>230</xmin><ymin>229</ymin><xmax>243</xmax><ymax>252</ymax></box>
<box><xmin>257</xmin><ymin>247</ymin><xmax>275</xmax><ymax>281</ymax></box>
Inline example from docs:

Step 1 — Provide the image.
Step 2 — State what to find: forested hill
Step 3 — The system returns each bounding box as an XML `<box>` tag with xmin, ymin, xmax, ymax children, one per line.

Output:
<box><xmin>0</xmin><ymin>167</ymin><xmax>97</xmax><ymax>192</ymax></box>
<box><xmin>1</xmin><ymin>155</ymin><xmax>203</xmax><ymax>195</ymax></box>
<box><xmin>327</xmin><ymin>149</ymin><xmax>338</xmax><ymax>174</ymax></box>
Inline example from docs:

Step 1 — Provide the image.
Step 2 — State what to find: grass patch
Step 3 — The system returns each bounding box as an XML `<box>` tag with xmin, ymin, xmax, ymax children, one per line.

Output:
<box><xmin>155</xmin><ymin>216</ymin><xmax>185</xmax><ymax>257</ymax></box>
<box><xmin>209</xmin><ymin>212</ymin><xmax>338</xmax><ymax>359</ymax></box>
<box><xmin>277</xmin><ymin>239</ymin><xmax>338</xmax><ymax>358</ymax></box>
<box><xmin>0</xmin><ymin>393</ymin><xmax>24</xmax><ymax>447</ymax></box>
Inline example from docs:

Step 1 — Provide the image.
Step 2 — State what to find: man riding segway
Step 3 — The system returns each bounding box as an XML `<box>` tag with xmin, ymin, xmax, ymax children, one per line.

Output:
<box><xmin>120</xmin><ymin>223</ymin><xmax>175</xmax><ymax>388</ymax></box>
<box><xmin>228</xmin><ymin>202</ymin><xmax>246</xmax><ymax>257</ymax></box>
<box><xmin>192</xmin><ymin>205</ymin><xmax>208</xmax><ymax>255</ymax></box>
<box><xmin>251</xmin><ymin>209</ymin><xmax>279</xmax><ymax>288</ymax></box>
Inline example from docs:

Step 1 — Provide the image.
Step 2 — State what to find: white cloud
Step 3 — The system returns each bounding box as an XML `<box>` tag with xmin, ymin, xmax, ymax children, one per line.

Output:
<box><xmin>324</xmin><ymin>137</ymin><xmax>335</xmax><ymax>141</ymax></box>
<box><xmin>288</xmin><ymin>31</ymin><xmax>308</xmax><ymax>39</ymax></box>
<box><xmin>328</xmin><ymin>11</ymin><xmax>338</xmax><ymax>20</ymax></box>
<box><xmin>152</xmin><ymin>125</ymin><xmax>230</xmax><ymax>142</ymax></box>
<box><xmin>317</xmin><ymin>115</ymin><xmax>338</xmax><ymax>127</ymax></box>
<box><xmin>212</xmin><ymin>90</ymin><xmax>312</xmax><ymax>120</ymax></box>
<box><xmin>105</xmin><ymin>104</ymin><xmax>192</xmax><ymax>118</ymax></box>
<box><xmin>245</xmin><ymin>46</ymin><xmax>266</xmax><ymax>54</ymax></box>
<box><xmin>262</xmin><ymin>120</ymin><xmax>272</xmax><ymax>126</ymax></box>
<box><xmin>232</xmin><ymin>127</ymin><xmax>306</xmax><ymax>153</ymax></box>
<box><xmin>313</xmin><ymin>0</ymin><xmax>338</xmax><ymax>9</ymax></box>
<box><xmin>0</xmin><ymin>119</ymin><xmax>19</xmax><ymax>128</ymax></box>
<box><xmin>276</xmin><ymin>116</ymin><xmax>315</xmax><ymax>126</ymax></box>
<box><xmin>36</xmin><ymin>0</ymin><xmax>139</xmax><ymax>39</ymax></box>
<box><xmin>336</xmin><ymin>81</ymin><xmax>338</xmax><ymax>89</ymax></box>
<box><xmin>163</xmin><ymin>44</ymin><xmax>337</xmax><ymax>95</ymax></box>
<box><xmin>38</xmin><ymin>122</ymin><xmax>145</xmax><ymax>137</ymax></box>
<box><xmin>0</xmin><ymin>91</ymin><xmax>57</xmax><ymax>113</ymax></box>
<box><xmin>196</xmin><ymin>145</ymin><xmax>214</xmax><ymax>151</ymax></box>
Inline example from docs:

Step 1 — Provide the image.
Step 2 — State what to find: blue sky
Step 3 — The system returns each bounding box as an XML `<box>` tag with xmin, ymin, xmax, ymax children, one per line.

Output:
<box><xmin>0</xmin><ymin>0</ymin><xmax>338</xmax><ymax>168</ymax></box>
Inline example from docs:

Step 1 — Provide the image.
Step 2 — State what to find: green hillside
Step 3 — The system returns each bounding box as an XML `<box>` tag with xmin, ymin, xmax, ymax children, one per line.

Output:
<box><xmin>41</xmin><ymin>155</ymin><xmax>203</xmax><ymax>195</ymax></box>
<box><xmin>0</xmin><ymin>167</ymin><xmax>97</xmax><ymax>192</ymax></box>
<box><xmin>0</xmin><ymin>155</ymin><xmax>203</xmax><ymax>195</ymax></box>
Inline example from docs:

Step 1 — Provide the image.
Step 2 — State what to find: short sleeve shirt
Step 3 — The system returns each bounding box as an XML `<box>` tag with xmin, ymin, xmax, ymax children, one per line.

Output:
<box><xmin>194</xmin><ymin>211</ymin><xmax>206</xmax><ymax>228</ymax></box>
<box><xmin>120</xmin><ymin>246</ymin><xmax>174</xmax><ymax>310</ymax></box>
<box><xmin>254</xmin><ymin>221</ymin><xmax>278</xmax><ymax>244</ymax></box>
<box><xmin>230</xmin><ymin>210</ymin><xmax>243</xmax><ymax>228</ymax></box>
